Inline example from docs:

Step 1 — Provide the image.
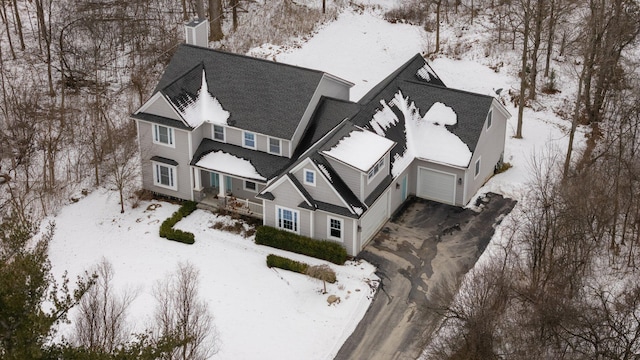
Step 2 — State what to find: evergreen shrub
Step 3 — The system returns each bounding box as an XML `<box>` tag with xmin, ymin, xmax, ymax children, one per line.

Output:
<box><xmin>159</xmin><ymin>201</ymin><xmax>198</xmax><ymax>244</ymax></box>
<box><xmin>255</xmin><ymin>226</ymin><xmax>347</xmax><ymax>265</ymax></box>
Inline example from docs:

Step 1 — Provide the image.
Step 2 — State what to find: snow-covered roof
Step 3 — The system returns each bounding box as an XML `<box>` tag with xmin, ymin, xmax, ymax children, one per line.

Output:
<box><xmin>152</xmin><ymin>45</ymin><xmax>330</xmax><ymax>138</ymax></box>
<box><xmin>195</xmin><ymin>151</ymin><xmax>266</xmax><ymax>181</ymax></box>
<box><xmin>176</xmin><ymin>70</ymin><xmax>230</xmax><ymax>128</ymax></box>
<box><xmin>321</xmin><ymin>128</ymin><xmax>395</xmax><ymax>172</ymax></box>
<box><xmin>370</xmin><ymin>90</ymin><xmax>472</xmax><ymax>176</ymax></box>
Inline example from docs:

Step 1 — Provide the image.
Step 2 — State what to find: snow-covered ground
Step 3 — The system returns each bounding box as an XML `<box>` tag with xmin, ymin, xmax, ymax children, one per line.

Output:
<box><xmin>48</xmin><ymin>192</ymin><xmax>378</xmax><ymax>359</ymax></box>
<box><xmin>48</xmin><ymin>4</ymin><xmax>588</xmax><ymax>360</ymax></box>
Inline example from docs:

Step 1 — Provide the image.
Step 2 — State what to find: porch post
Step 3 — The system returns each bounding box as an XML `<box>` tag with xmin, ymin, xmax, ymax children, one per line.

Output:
<box><xmin>193</xmin><ymin>168</ymin><xmax>202</xmax><ymax>191</ymax></box>
<box><xmin>218</xmin><ymin>174</ymin><xmax>226</xmax><ymax>198</ymax></box>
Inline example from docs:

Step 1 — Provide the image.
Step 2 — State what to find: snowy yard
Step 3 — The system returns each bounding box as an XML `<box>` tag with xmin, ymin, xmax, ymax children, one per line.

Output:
<box><xmin>47</xmin><ymin>3</ymin><xmax>588</xmax><ymax>359</ymax></box>
<box><xmin>48</xmin><ymin>191</ymin><xmax>378</xmax><ymax>359</ymax></box>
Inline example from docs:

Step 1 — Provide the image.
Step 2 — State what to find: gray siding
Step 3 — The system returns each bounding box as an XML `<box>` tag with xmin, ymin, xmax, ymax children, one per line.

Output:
<box><xmin>138</xmin><ymin>120</ymin><xmax>193</xmax><ymax>200</ymax></box>
<box><xmin>291</xmin><ymin>75</ymin><xmax>352</xmax><ymax>150</ymax></box>
<box><xmin>463</xmin><ymin>101</ymin><xmax>508</xmax><ymax>204</ymax></box>
<box><xmin>314</xmin><ymin>211</ymin><xmax>356</xmax><ymax>256</ymax></box>
<box><xmin>293</xmin><ymin>165</ymin><xmax>344</xmax><ymax>207</ymax></box>
<box><xmin>264</xmin><ymin>179</ymin><xmax>312</xmax><ymax>237</ymax></box>
<box><xmin>142</xmin><ymin>95</ymin><xmax>181</xmax><ymax>120</ymax></box>
<box><xmin>208</xmin><ymin>124</ymin><xmax>290</xmax><ymax>157</ymax></box>
<box><xmin>190</xmin><ymin>124</ymin><xmax>205</xmax><ymax>157</ymax></box>
<box><xmin>325</xmin><ymin>157</ymin><xmax>362</xmax><ymax>201</ymax></box>
<box><xmin>389</xmin><ymin>166</ymin><xmax>412</xmax><ymax>216</ymax></box>
<box><xmin>413</xmin><ymin>159</ymin><xmax>466</xmax><ymax>206</ymax></box>
<box><xmin>362</xmin><ymin>152</ymin><xmax>390</xmax><ymax>200</ymax></box>
<box><xmin>228</xmin><ymin>177</ymin><xmax>265</xmax><ymax>200</ymax></box>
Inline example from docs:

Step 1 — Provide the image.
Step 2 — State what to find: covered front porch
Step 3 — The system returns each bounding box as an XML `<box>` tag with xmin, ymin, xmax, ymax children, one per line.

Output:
<box><xmin>192</xmin><ymin>167</ymin><xmax>264</xmax><ymax>218</ymax></box>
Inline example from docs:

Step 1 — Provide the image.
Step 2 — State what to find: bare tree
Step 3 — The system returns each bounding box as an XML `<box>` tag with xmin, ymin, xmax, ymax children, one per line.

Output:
<box><xmin>73</xmin><ymin>259</ymin><xmax>136</xmax><ymax>353</ymax></box>
<box><xmin>208</xmin><ymin>0</ymin><xmax>223</xmax><ymax>41</ymax></box>
<box><xmin>154</xmin><ymin>263</ymin><xmax>219</xmax><ymax>360</ymax></box>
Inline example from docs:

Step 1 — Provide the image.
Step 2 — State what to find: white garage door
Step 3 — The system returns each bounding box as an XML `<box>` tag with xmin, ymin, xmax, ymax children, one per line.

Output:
<box><xmin>360</xmin><ymin>191</ymin><xmax>389</xmax><ymax>248</ymax></box>
<box><xmin>418</xmin><ymin>167</ymin><xmax>456</xmax><ymax>205</ymax></box>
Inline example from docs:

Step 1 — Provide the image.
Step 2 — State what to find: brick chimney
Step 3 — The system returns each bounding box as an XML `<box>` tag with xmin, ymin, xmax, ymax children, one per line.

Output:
<box><xmin>185</xmin><ymin>19</ymin><xmax>209</xmax><ymax>48</ymax></box>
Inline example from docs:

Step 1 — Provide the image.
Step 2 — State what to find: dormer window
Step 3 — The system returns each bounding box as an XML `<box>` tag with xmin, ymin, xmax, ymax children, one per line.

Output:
<box><xmin>153</xmin><ymin>124</ymin><xmax>174</xmax><ymax>147</ymax></box>
<box><xmin>213</xmin><ymin>125</ymin><xmax>225</xmax><ymax>141</ymax></box>
<box><xmin>243</xmin><ymin>131</ymin><xmax>256</xmax><ymax>149</ymax></box>
<box><xmin>367</xmin><ymin>158</ymin><xmax>385</xmax><ymax>183</ymax></box>
<box><xmin>269</xmin><ymin>138</ymin><xmax>281</xmax><ymax>155</ymax></box>
<box><xmin>304</xmin><ymin>169</ymin><xmax>316</xmax><ymax>186</ymax></box>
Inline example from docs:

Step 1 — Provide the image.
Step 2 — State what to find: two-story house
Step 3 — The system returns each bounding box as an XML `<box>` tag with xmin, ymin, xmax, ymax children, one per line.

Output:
<box><xmin>132</xmin><ymin>20</ymin><xmax>510</xmax><ymax>256</ymax></box>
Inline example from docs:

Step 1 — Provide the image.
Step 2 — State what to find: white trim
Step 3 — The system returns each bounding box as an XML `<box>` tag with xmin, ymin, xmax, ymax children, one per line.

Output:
<box><xmin>243</xmin><ymin>131</ymin><xmax>257</xmax><ymax>149</ymax></box>
<box><xmin>152</xmin><ymin>161</ymin><xmax>178</xmax><ymax>191</ymax></box>
<box><xmin>303</xmin><ymin>169</ymin><xmax>316</xmax><ymax>186</ymax></box>
<box><xmin>193</xmin><ymin>167</ymin><xmax>202</xmax><ymax>191</ymax></box>
<box><xmin>152</xmin><ymin>124</ymin><xmax>175</xmax><ymax>148</ymax></box>
<box><xmin>275</xmin><ymin>205</ymin><xmax>300</xmax><ymax>234</ymax></box>
<box><xmin>327</xmin><ymin>216</ymin><xmax>344</xmax><ymax>242</ymax></box>
<box><xmin>212</xmin><ymin>124</ymin><xmax>226</xmax><ymax>142</ymax></box>
<box><xmin>352</xmin><ymin>219</ymin><xmax>358</xmax><ymax>255</ymax></box>
<box><xmin>491</xmin><ymin>98</ymin><xmax>512</xmax><ymax>119</ymax></box>
<box><xmin>243</xmin><ymin>180</ymin><xmax>258</xmax><ymax>192</ymax></box>
<box><xmin>310</xmin><ymin>212</ymin><xmax>315</xmax><ymax>238</ymax></box>
<box><xmin>268</xmin><ymin>137</ymin><xmax>282</xmax><ymax>155</ymax></box>
<box><xmin>474</xmin><ymin>157</ymin><xmax>481</xmax><ymax>179</ymax></box>
<box><xmin>366</xmin><ymin>157</ymin><xmax>385</xmax><ymax>184</ymax></box>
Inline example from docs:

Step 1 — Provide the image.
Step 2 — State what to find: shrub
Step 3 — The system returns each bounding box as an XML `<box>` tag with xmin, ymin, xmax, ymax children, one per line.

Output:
<box><xmin>255</xmin><ymin>226</ymin><xmax>348</xmax><ymax>265</ymax></box>
<box><xmin>266</xmin><ymin>254</ymin><xmax>309</xmax><ymax>274</ymax></box>
<box><xmin>159</xmin><ymin>201</ymin><xmax>198</xmax><ymax>245</ymax></box>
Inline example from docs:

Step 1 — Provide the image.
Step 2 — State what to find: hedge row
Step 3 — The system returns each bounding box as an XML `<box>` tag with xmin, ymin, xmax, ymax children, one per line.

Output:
<box><xmin>255</xmin><ymin>226</ymin><xmax>348</xmax><ymax>265</ymax></box>
<box><xmin>266</xmin><ymin>254</ymin><xmax>309</xmax><ymax>274</ymax></box>
<box><xmin>159</xmin><ymin>201</ymin><xmax>198</xmax><ymax>244</ymax></box>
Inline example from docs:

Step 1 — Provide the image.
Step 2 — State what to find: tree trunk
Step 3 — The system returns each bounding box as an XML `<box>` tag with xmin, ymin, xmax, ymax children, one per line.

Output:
<box><xmin>516</xmin><ymin>0</ymin><xmax>531</xmax><ymax>139</ymax></box>
<box><xmin>543</xmin><ymin>0</ymin><xmax>556</xmax><ymax>77</ymax></box>
<box><xmin>563</xmin><ymin>66</ymin><xmax>585</xmax><ymax>177</ymax></box>
<box><xmin>435</xmin><ymin>0</ymin><xmax>441</xmax><ymax>53</ymax></box>
<box><xmin>11</xmin><ymin>0</ymin><xmax>25</xmax><ymax>50</ymax></box>
<box><xmin>208</xmin><ymin>0</ymin><xmax>223</xmax><ymax>40</ymax></box>
<box><xmin>528</xmin><ymin>0</ymin><xmax>545</xmax><ymax>100</ymax></box>
<box><xmin>0</xmin><ymin>0</ymin><xmax>16</xmax><ymax>59</ymax></box>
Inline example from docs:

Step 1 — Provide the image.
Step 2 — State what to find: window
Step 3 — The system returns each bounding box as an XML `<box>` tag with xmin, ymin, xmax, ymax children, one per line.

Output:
<box><xmin>303</xmin><ymin>169</ymin><xmax>315</xmax><ymax>186</ymax></box>
<box><xmin>243</xmin><ymin>131</ymin><xmax>256</xmax><ymax>149</ymax></box>
<box><xmin>276</xmin><ymin>206</ymin><xmax>299</xmax><ymax>233</ymax></box>
<box><xmin>367</xmin><ymin>158</ymin><xmax>385</xmax><ymax>182</ymax></box>
<box><xmin>328</xmin><ymin>217</ymin><xmax>343</xmax><ymax>241</ymax></box>
<box><xmin>244</xmin><ymin>180</ymin><xmax>257</xmax><ymax>192</ymax></box>
<box><xmin>486</xmin><ymin>109</ymin><xmax>493</xmax><ymax>130</ymax></box>
<box><xmin>475</xmin><ymin>158</ymin><xmax>481</xmax><ymax>178</ymax></box>
<box><xmin>153</xmin><ymin>163</ymin><xmax>177</xmax><ymax>190</ymax></box>
<box><xmin>269</xmin><ymin>138</ymin><xmax>281</xmax><ymax>155</ymax></box>
<box><xmin>153</xmin><ymin>124</ymin><xmax>174</xmax><ymax>147</ymax></box>
<box><xmin>213</xmin><ymin>125</ymin><xmax>225</xmax><ymax>141</ymax></box>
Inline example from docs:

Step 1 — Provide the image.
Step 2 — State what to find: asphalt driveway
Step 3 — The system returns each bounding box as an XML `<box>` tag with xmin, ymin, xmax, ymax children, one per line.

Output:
<box><xmin>335</xmin><ymin>193</ymin><xmax>517</xmax><ymax>360</ymax></box>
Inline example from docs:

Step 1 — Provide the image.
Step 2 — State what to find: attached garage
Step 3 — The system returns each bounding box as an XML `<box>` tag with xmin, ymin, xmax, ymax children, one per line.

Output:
<box><xmin>360</xmin><ymin>190</ymin><xmax>389</xmax><ymax>249</ymax></box>
<box><xmin>417</xmin><ymin>167</ymin><xmax>456</xmax><ymax>205</ymax></box>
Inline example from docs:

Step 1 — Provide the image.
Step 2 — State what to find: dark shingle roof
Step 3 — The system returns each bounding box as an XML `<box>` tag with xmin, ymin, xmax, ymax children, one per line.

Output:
<box><xmin>191</xmin><ymin>139</ymin><xmax>291</xmax><ymax>181</ymax></box>
<box><xmin>358</xmin><ymin>54</ymin><xmax>445</xmax><ymax>104</ymax></box>
<box><xmin>131</xmin><ymin>112</ymin><xmax>192</xmax><ymax>130</ymax></box>
<box><xmin>293</xmin><ymin>97</ymin><xmax>361</xmax><ymax>159</ymax></box>
<box><xmin>154</xmin><ymin>44</ymin><xmax>328</xmax><ymax>139</ymax></box>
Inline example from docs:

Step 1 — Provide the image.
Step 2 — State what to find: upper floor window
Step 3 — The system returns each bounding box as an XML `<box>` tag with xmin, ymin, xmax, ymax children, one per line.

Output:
<box><xmin>475</xmin><ymin>158</ymin><xmax>481</xmax><ymax>178</ymax></box>
<box><xmin>269</xmin><ymin>138</ymin><xmax>281</xmax><ymax>155</ymax></box>
<box><xmin>367</xmin><ymin>158</ymin><xmax>385</xmax><ymax>182</ymax></box>
<box><xmin>153</xmin><ymin>124</ymin><xmax>174</xmax><ymax>147</ymax></box>
<box><xmin>213</xmin><ymin>125</ymin><xmax>225</xmax><ymax>141</ymax></box>
<box><xmin>243</xmin><ymin>131</ymin><xmax>256</xmax><ymax>149</ymax></box>
<box><xmin>303</xmin><ymin>169</ymin><xmax>316</xmax><ymax>186</ymax></box>
<box><xmin>486</xmin><ymin>109</ymin><xmax>493</xmax><ymax>130</ymax></box>
<box><xmin>244</xmin><ymin>180</ymin><xmax>257</xmax><ymax>192</ymax></box>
